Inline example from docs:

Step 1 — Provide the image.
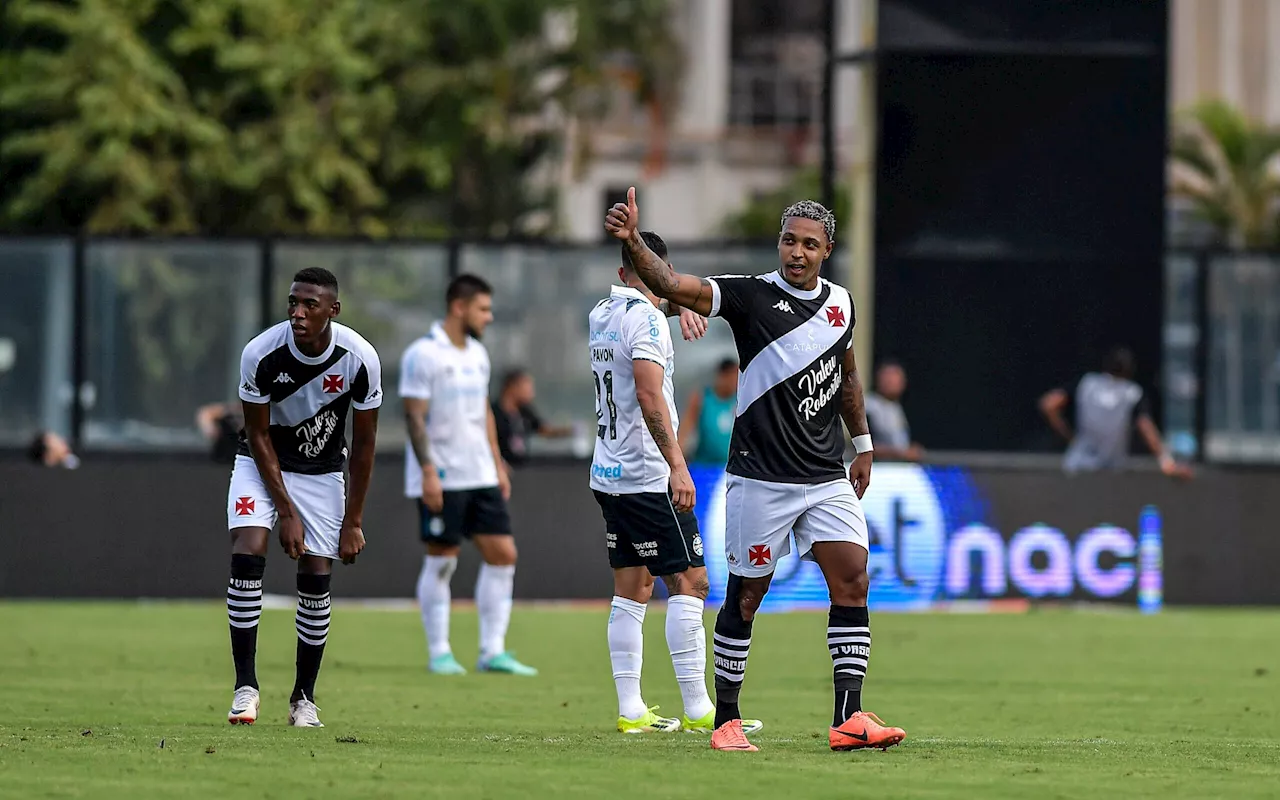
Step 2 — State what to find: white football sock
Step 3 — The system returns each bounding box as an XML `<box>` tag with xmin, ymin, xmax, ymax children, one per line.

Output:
<box><xmin>666</xmin><ymin>594</ymin><xmax>714</xmax><ymax>721</ymax></box>
<box><xmin>476</xmin><ymin>563</ymin><xmax>515</xmax><ymax>660</ymax></box>
<box><xmin>609</xmin><ymin>596</ymin><xmax>648</xmax><ymax>720</ymax></box>
<box><xmin>416</xmin><ymin>555</ymin><xmax>456</xmax><ymax>659</ymax></box>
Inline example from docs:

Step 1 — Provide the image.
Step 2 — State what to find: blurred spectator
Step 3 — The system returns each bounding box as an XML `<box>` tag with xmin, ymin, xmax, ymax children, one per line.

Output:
<box><xmin>26</xmin><ymin>431</ymin><xmax>79</xmax><ymax>469</ymax></box>
<box><xmin>1039</xmin><ymin>346</ymin><xmax>1192</xmax><ymax>478</ymax></box>
<box><xmin>196</xmin><ymin>402</ymin><xmax>243</xmax><ymax>464</ymax></box>
<box><xmin>679</xmin><ymin>357</ymin><xmax>738</xmax><ymax>467</ymax></box>
<box><xmin>865</xmin><ymin>360</ymin><xmax>924</xmax><ymax>462</ymax></box>
<box><xmin>491</xmin><ymin>369</ymin><xmax>573</xmax><ymax>467</ymax></box>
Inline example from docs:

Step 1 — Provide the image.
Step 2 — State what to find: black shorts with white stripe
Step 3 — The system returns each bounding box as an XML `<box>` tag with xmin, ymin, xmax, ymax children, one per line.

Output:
<box><xmin>593</xmin><ymin>489</ymin><xmax>704</xmax><ymax>577</ymax></box>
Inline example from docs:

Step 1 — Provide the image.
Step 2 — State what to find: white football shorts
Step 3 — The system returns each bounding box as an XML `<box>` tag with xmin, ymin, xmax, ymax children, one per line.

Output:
<box><xmin>723</xmin><ymin>473</ymin><xmax>868</xmax><ymax>578</ymax></box>
<box><xmin>227</xmin><ymin>455</ymin><xmax>346</xmax><ymax>560</ymax></box>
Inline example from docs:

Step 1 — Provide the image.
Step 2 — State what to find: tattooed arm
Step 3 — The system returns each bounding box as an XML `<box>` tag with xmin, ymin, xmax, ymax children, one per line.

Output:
<box><xmin>634</xmin><ymin>360</ymin><xmax>683</xmax><ymax>468</ymax></box>
<box><xmin>840</xmin><ymin>346</ymin><xmax>870</xmax><ymax>440</ymax></box>
<box><xmin>622</xmin><ymin>232</ymin><xmax>715</xmax><ymax>316</ymax></box>
<box><xmin>605</xmin><ymin>187</ymin><xmax>715</xmax><ymax>315</ymax></box>
<box><xmin>634</xmin><ymin>358</ymin><xmax>695</xmax><ymax>511</ymax></box>
<box><xmin>842</xmin><ymin>345</ymin><xmax>873</xmax><ymax>498</ymax></box>
<box><xmin>403</xmin><ymin>397</ymin><xmax>434</xmax><ymax>470</ymax></box>
<box><xmin>403</xmin><ymin>397</ymin><xmax>444</xmax><ymax>512</ymax></box>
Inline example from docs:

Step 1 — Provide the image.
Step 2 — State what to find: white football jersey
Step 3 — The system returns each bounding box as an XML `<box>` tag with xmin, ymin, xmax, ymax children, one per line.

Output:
<box><xmin>588</xmin><ymin>286</ymin><xmax>678</xmax><ymax>494</ymax></box>
<box><xmin>399</xmin><ymin>322</ymin><xmax>499</xmax><ymax>494</ymax></box>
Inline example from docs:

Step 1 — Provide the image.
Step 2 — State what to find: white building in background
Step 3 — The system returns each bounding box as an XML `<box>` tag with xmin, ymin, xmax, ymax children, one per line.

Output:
<box><xmin>1169</xmin><ymin>0</ymin><xmax>1280</xmax><ymax>122</ymax></box>
<box><xmin>555</xmin><ymin>0</ymin><xmax>870</xmax><ymax>242</ymax></box>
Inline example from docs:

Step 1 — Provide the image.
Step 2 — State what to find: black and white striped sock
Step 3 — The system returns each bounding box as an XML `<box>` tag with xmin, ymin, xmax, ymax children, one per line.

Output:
<box><xmin>291</xmin><ymin>573</ymin><xmax>331</xmax><ymax>703</ymax></box>
<box><xmin>227</xmin><ymin>554</ymin><xmax>265</xmax><ymax>690</ymax></box>
<box><xmin>712</xmin><ymin>596</ymin><xmax>753</xmax><ymax>728</ymax></box>
<box><xmin>829</xmin><ymin>605</ymin><xmax>871</xmax><ymax>727</ymax></box>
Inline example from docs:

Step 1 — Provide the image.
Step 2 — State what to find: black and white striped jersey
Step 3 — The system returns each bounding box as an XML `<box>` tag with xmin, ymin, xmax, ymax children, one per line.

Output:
<box><xmin>707</xmin><ymin>271</ymin><xmax>855</xmax><ymax>484</ymax></box>
<box><xmin>236</xmin><ymin>321</ymin><xmax>383</xmax><ymax>475</ymax></box>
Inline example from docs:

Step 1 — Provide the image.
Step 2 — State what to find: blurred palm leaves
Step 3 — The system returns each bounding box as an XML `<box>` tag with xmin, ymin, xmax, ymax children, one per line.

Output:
<box><xmin>1170</xmin><ymin>99</ymin><xmax>1280</xmax><ymax>248</ymax></box>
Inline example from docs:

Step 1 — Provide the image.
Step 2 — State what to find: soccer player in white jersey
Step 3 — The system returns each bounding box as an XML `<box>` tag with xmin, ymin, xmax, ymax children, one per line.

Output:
<box><xmin>606</xmin><ymin>188</ymin><xmax>907</xmax><ymax>752</ymax></box>
<box><xmin>589</xmin><ymin>231</ymin><xmax>765</xmax><ymax>736</ymax></box>
<box><xmin>225</xmin><ymin>267</ymin><xmax>382</xmax><ymax>728</ymax></box>
<box><xmin>400</xmin><ymin>274</ymin><xmax>536</xmax><ymax>676</ymax></box>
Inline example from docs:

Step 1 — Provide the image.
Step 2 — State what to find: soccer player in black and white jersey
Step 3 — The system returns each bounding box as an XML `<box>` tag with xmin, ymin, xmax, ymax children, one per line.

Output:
<box><xmin>605</xmin><ymin>188</ymin><xmax>907</xmax><ymax>752</ymax></box>
<box><xmin>224</xmin><ymin>268</ymin><xmax>382</xmax><ymax>728</ymax></box>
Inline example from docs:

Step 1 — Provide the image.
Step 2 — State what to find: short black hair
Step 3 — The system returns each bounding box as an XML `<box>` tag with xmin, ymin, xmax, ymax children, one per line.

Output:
<box><xmin>716</xmin><ymin>358</ymin><xmax>737</xmax><ymax>373</ymax></box>
<box><xmin>781</xmin><ymin>200</ymin><xmax>836</xmax><ymax>244</ymax></box>
<box><xmin>621</xmin><ymin>230</ymin><xmax>667</xmax><ymax>271</ymax></box>
<box><xmin>26</xmin><ymin>432</ymin><xmax>47</xmax><ymax>463</ymax></box>
<box><xmin>501</xmin><ymin>368</ymin><xmax>530</xmax><ymax>391</ymax></box>
<box><xmin>446</xmin><ymin>273</ymin><xmax>493</xmax><ymax>308</ymax></box>
<box><xmin>1103</xmin><ymin>346</ymin><xmax>1135</xmax><ymax>378</ymax></box>
<box><xmin>293</xmin><ymin>267</ymin><xmax>339</xmax><ymax>294</ymax></box>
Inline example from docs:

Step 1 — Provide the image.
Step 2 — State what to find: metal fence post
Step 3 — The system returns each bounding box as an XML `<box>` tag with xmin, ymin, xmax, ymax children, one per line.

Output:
<box><xmin>820</xmin><ymin>0</ymin><xmax>837</xmax><ymax>233</ymax></box>
<box><xmin>1192</xmin><ymin>250</ymin><xmax>1210</xmax><ymax>462</ymax></box>
<box><xmin>447</xmin><ymin>238</ymin><xmax>461</xmax><ymax>280</ymax></box>
<box><xmin>259</xmin><ymin>238</ymin><xmax>275</xmax><ymax>330</ymax></box>
<box><xmin>69</xmin><ymin>235</ymin><xmax>87</xmax><ymax>452</ymax></box>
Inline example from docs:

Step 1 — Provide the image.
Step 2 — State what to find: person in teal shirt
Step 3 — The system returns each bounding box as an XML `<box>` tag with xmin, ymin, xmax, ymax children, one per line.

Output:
<box><xmin>679</xmin><ymin>358</ymin><xmax>738</xmax><ymax>467</ymax></box>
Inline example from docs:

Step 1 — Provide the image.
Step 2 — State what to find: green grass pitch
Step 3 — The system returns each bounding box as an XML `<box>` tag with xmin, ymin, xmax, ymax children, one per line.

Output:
<box><xmin>1</xmin><ymin>602</ymin><xmax>1277</xmax><ymax>798</ymax></box>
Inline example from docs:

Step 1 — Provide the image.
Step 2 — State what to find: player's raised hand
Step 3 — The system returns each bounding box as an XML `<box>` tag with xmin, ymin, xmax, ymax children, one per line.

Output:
<box><xmin>339</xmin><ymin>519</ymin><xmax>365</xmax><ymax>564</ymax></box>
<box><xmin>670</xmin><ymin>464</ymin><xmax>696</xmax><ymax>513</ymax></box>
<box><xmin>604</xmin><ymin>186</ymin><xmax>639</xmax><ymax>241</ymax></box>
<box><xmin>279</xmin><ymin>514</ymin><xmax>307</xmax><ymax>560</ymax></box>
<box><xmin>678</xmin><ymin>305</ymin><xmax>708</xmax><ymax>341</ymax></box>
<box><xmin>849</xmin><ymin>452</ymin><xmax>872</xmax><ymax>499</ymax></box>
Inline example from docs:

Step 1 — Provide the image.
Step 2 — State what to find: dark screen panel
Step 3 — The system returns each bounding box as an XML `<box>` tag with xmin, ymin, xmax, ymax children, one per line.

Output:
<box><xmin>875</xmin><ymin>53</ymin><xmax>1167</xmax><ymax>262</ymax></box>
<box><xmin>878</xmin><ymin>0</ymin><xmax>1167</xmax><ymax>50</ymax></box>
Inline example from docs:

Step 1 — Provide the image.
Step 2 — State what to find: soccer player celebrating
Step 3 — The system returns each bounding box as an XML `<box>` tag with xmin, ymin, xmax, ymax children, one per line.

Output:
<box><xmin>605</xmin><ymin>188</ymin><xmax>907</xmax><ymax>752</ymax></box>
<box><xmin>225</xmin><ymin>268</ymin><xmax>382</xmax><ymax>728</ymax></box>
<box><xmin>589</xmin><ymin>231</ymin><xmax>763</xmax><ymax>735</ymax></box>
<box><xmin>400</xmin><ymin>274</ymin><xmax>536</xmax><ymax>676</ymax></box>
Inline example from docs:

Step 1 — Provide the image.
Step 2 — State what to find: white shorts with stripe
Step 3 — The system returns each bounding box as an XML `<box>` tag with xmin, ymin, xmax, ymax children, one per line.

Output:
<box><xmin>723</xmin><ymin>473</ymin><xmax>868</xmax><ymax>578</ymax></box>
<box><xmin>227</xmin><ymin>455</ymin><xmax>346</xmax><ymax>560</ymax></box>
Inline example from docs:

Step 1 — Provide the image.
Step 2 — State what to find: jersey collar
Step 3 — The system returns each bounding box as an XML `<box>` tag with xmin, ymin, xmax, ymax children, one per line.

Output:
<box><xmin>611</xmin><ymin>285</ymin><xmax>653</xmax><ymax>304</ymax></box>
<box><xmin>287</xmin><ymin>322</ymin><xmax>338</xmax><ymax>365</ymax></box>
<box><xmin>764</xmin><ymin>270</ymin><xmax>824</xmax><ymax>300</ymax></box>
<box><xmin>431</xmin><ymin>321</ymin><xmax>470</xmax><ymax>351</ymax></box>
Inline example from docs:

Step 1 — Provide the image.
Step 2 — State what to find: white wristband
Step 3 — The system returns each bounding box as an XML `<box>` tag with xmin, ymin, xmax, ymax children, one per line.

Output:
<box><xmin>852</xmin><ymin>434</ymin><xmax>873</xmax><ymax>455</ymax></box>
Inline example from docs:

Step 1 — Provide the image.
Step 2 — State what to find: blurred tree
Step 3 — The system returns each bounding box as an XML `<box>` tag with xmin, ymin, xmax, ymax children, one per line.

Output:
<box><xmin>0</xmin><ymin>0</ymin><xmax>685</xmax><ymax>237</ymax></box>
<box><xmin>720</xmin><ymin>168</ymin><xmax>854</xmax><ymax>240</ymax></box>
<box><xmin>0</xmin><ymin>0</ymin><xmax>226</xmax><ymax>232</ymax></box>
<box><xmin>169</xmin><ymin>0</ymin><xmax>409</xmax><ymax>236</ymax></box>
<box><xmin>1170</xmin><ymin>99</ymin><xmax>1280</xmax><ymax>249</ymax></box>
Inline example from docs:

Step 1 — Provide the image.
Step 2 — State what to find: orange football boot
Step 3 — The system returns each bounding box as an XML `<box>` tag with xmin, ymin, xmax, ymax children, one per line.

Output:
<box><xmin>829</xmin><ymin>711</ymin><xmax>906</xmax><ymax>751</ymax></box>
<box><xmin>710</xmin><ymin>719</ymin><xmax>759</xmax><ymax>752</ymax></box>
